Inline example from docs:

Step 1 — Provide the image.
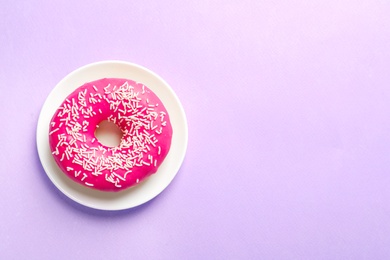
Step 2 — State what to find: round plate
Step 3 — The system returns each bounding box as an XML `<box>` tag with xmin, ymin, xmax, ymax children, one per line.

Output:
<box><xmin>36</xmin><ymin>61</ymin><xmax>188</xmax><ymax>210</ymax></box>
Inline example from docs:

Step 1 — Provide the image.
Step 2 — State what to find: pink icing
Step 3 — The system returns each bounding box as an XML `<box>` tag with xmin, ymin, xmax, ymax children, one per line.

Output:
<box><xmin>48</xmin><ymin>78</ymin><xmax>173</xmax><ymax>192</ymax></box>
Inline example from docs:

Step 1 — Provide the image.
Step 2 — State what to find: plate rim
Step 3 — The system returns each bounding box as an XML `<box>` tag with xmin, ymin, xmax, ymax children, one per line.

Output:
<box><xmin>36</xmin><ymin>60</ymin><xmax>188</xmax><ymax>210</ymax></box>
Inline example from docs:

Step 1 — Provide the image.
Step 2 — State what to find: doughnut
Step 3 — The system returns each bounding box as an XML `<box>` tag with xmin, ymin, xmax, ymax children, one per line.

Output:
<box><xmin>48</xmin><ymin>78</ymin><xmax>173</xmax><ymax>192</ymax></box>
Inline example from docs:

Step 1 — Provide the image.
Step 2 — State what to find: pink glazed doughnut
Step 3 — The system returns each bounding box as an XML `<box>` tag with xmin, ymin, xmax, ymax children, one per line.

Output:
<box><xmin>48</xmin><ymin>78</ymin><xmax>173</xmax><ymax>192</ymax></box>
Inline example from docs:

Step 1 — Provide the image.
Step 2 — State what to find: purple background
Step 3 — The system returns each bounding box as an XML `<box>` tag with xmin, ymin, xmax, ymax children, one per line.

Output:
<box><xmin>1</xmin><ymin>0</ymin><xmax>390</xmax><ymax>259</ymax></box>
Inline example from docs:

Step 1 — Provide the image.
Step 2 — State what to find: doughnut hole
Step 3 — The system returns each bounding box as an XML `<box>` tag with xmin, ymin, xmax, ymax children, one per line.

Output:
<box><xmin>94</xmin><ymin>120</ymin><xmax>123</xmax><ymax>147</ymax></box>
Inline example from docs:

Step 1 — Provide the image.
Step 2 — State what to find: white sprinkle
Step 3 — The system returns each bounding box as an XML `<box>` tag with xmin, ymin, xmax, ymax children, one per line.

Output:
<box><xmin>56</xmin><ymin>139</ymin><xmax>63</xmax><ymax>147</ymax></box>
<box><xmin>85</xmin><ymin>182</ymin><xmax>94</xmax><ymax>186</ymax></box>
<box><xmin>112</xmin><ymin>172</ymin><xmax>126</xmax><ymax>181</ymax></box>
<box><xmin>73</xmin><ymin>159</ymin><xmax>82</xmax><ymax>166</ymax></box>
<box><xmin>52</xmin><ymin>148</ymin><xmax>59</xmax><ymax>155</ymax></box>
<box><xmin>93</xmin><ymin>85</ymin><xmax>98</xmax><ymax>92</ymax></box>
<box><xmin>49</xmin><ymin>128</ymin><xmax>60</xmax><ymax>135</ymax></box>
<box><xmin>142</xmin><ymin>161</ymin><xmax>150</xmax><ymax>166</ymax></box>
<box><xmin>124</xmin><ymin>170</ymin><xmax>132</xmax><ymax>178</ymax></box>
<box><xmin>65</xmin><ymin>149</ymin><xmax>70</xmax><ymax>160</ymax></box>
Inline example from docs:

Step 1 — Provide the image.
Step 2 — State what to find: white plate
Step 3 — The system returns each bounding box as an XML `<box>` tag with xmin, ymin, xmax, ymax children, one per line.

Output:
<box><xmin>36</xmin><ymin>61</ymin><xmax>188</xmax><ymax>210</ymax></box>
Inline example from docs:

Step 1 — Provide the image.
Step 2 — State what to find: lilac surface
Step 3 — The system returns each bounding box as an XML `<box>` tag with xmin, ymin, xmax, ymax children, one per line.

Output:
<box><xmin>1</xmin><ymin>0</ymin><xmax>390</xmax><ymax>259</ymax></box>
